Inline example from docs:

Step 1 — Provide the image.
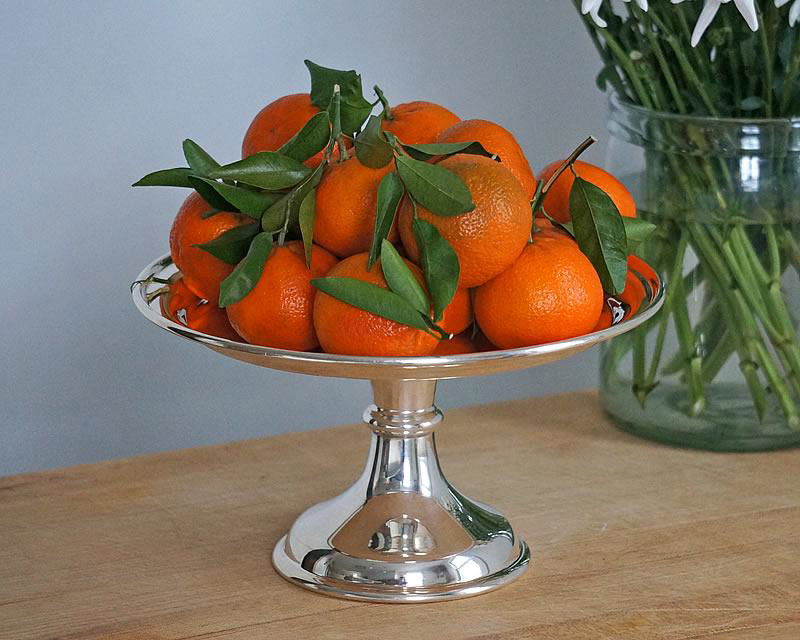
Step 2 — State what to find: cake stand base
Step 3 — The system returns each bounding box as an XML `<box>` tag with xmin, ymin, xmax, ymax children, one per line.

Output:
<box><xmin>271</xmin><ymin>379</ymin><xmax>530</xmax><ymax>603</ymax></box>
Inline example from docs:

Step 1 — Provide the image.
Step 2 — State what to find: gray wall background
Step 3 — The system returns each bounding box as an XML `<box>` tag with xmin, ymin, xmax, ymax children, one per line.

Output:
<box><xmin>1</xmin><ymin>1</ymin><xmax>608</xmax><ymax>476</ymax></box>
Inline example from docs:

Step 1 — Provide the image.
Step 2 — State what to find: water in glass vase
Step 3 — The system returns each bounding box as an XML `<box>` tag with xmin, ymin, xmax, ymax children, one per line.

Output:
<box><xmin>601</xmin><ymin>210</ymin><xmax>800</xmax><ymax>451</ymax></box>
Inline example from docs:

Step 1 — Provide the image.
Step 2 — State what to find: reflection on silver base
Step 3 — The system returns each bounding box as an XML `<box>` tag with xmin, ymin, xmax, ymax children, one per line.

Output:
<box><xmin>273</xmin><ymin>536</ymin><xmax>529</xmax><ymax>603</ymax></box>
<box><xmin>271</xmin><ymin>379</ymin><xmax>529</xmax><ymax>602</ymax></box>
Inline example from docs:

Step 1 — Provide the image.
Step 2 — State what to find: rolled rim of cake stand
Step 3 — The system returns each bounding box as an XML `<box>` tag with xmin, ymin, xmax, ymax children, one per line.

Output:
<box><xmin>132</xmin><ymin>254</ymin><xmax>664</xmax><ymax>380</ymax></box>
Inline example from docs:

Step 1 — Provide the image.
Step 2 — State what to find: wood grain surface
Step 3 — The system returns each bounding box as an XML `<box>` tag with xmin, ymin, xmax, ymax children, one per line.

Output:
<box><xmin>1</xmin><ymin>390</ymin><xmax>798</xmax><ymax>639</ymax></box>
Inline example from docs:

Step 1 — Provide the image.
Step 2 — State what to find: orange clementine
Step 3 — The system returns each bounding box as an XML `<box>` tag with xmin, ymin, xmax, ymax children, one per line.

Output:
<box><xmin>314</xmin><ymin>155</ymin><xmax>394</xmax><ymax>257</ymax></box>
<box><xmin>313</xmin><ymin>253</ymin><xmax>439</xmax><ymax>356</ymax></box>
<box><xmin>436</xmin><ymin>119</ymin><xmax>536</xmax><ymax>198</ymax></box>
<box><xmin>382</xmin><ymin>101</ymin><xmax>460</xmax><ymax>145</ymax></box>
<box><xmin>537</xmin><ymin>160</ymin><xmax>636</xmax><ymax>224</ymax></box>
<box><xmin>242</xmin><ymin>93</ymin><xmax>343</xmax><ymax>168</ymax></box>
<box><xmin>165</xmin><ymin>278</ymin><xmax>242</xmax><ymax>341</ymax></box>
<box><xmin>433</xmin><ymin>332</ymin><xmax>476</xmax><ymax>355</ymax></box>
<box><xmin>593</xmin><ymin>256</ymin><xmax>647</xmax><ymax>331</ymax></box>
<box><xmin>169</xmin><ymin>192</ymin><xmax>252</xmax><ymax>303</ymax></box>
<box><xmin>398</xmin><ymin>154</ymin><xmax>532</xmax><ymax>288</ymax></box>
<box><xmin>225</xmin><ymin>241</ymin><xmax>337</xmax><ymax>351</ymax></box>
<box><xmin>440</xmin><ymin>287</ymin><xmax>472</xmax><ymax>335</ymax></box>
<box><xmin>474</xmin><ymin>233</ymin><xmax>604</xmax><ymax>348</ymax></box>
<box><xmin>592</xmin><ymin>303</ymin><xmax>614</xmax><ymax>333</ymax></box>
<box><xmin>534</xmin><ymin>217</ymin><xmax>572</xmax><ymax>237</ymax></box>
<box><xmin>473</xmin><ymin>331</ymin><xmax>498</xmax><ymax>352</ymax></box>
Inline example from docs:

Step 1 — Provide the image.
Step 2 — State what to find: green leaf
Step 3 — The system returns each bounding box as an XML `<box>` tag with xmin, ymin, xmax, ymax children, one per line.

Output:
<box><xmin>412</xmin><ymin>218</ymin><xmax>460</xmax><ymax>322</ymax></box>
<box><xmin>305</xmin><ymin>59</ymin><xmax>362</xmax><ymax>108</ymax></box>
<box><xmin>183</xmin><ymin>139</ymin><xmax>220</xmax><ymax>174</ymax></box>
<box><xmin>569</xmin><ymin>176</ymin><xmax>628</xmax><ymax>294</ymax></box>
<box><xmin>380</xmin><ymin>240</ymin><xmax>429</xmax><ymax>313</ymax></box>
<box><xmin>340</xmin><ymin>93</ymin><xmax>374</xmax><ymax>137</ymax></box>
<box><xmin>395</xmin><ymin>155</ymin><xmax>474</xmax><ymax>216</ymax></box>
<box><xmin>260</xmin><ymin>193</ymin><xmax>290</xmax><ymax>232</ymax></box>
<box><xmin>304</xmin><ymin>59</ymin><xmax>372</xmax><ymax>134</ymax></box>
<box><xmin>261</xmin><ymin>161</ymin><xmax>326</xmax><ymax>233</ymax></box>
<box><xmin>298</xmin><ymin>190</ymin><xmax>316</xmax><ymax>267</ymax></box>
<box><xmin>623</xmin><ymin>217</ymin><xmax>656</xmax><ymax>253</ymax></box>
<box><xmin>368</xmin><ymin>172</ymin><xmax>404</xmax><ymax>268</ymax></box>
<box><xmin>132</xmin><ymin>167</ymin><xmax>194</xmax><ymax>188</ymax></box>
<box><xmin>209</xmin><ymin>152</ymin><xmax>311</xmax><ymax>190</ymax></box>
<box><xmin>192</xmin><ymin>177</ymin><xmax>280</xmax><ymax>220</ymax></box>
<box><xmin>311</xmin><ymin>277</ymin><xmax>431</xmax><ymax>331</ymax></box>
<box><xmin>278</xmin><ymin>111</ymin><xmax>331</xmax><ymax>163</ymax></box>
<box><xmin>355</xmin><ymin>115</ymin><xmax>394</xmax><ymax>168</ymax></box>
<box><xmin>177</xmin><ymin>141</ymin><xmax>231</xmax><ymax>210</ymax></box>
<box><xmin>218</xmin><ymin>232</ymin><xmax>273</xmax><ymax>307</ymax></box>
<box><xmin>187</xmin><ymin>176</ymin><xmax>238</xmax><ymax>212</ymax></box>
<box><xmin>538</xmin><ymin>207</ymin><xmax>575</xmax><ymax>238</ymax></box>
<box><xmin>193</xmin><ymin>223</ymin><xmax>260</xmax><ymax>265</ymax></box>
<box><xmin>739</xmin><ymin>96</ymin><xmax>765</xmax><ymax>112</ymax></box>
<box><xmin>401</xmin><ymin>140</ymin><xmax>494</xmax><ymax>161</ymax></box>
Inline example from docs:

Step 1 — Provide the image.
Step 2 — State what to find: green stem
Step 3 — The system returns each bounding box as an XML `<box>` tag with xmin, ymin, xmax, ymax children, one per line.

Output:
<box><xmin>701</xmin><ymin>328</ymin><xmax>736</xmax><ymax>384</ymax></box>
<box><xmin>669</xmin><ymin>235</ymin><xmax>706</xmax><ymax>416</ymax></box>
<box><xmin>726</xmin><ymin>226</ymin><xmax>800</xmax><ymax>384</ymax></box>
<box><xmin>641</xmin><ymin>227</ymin><xmax>689</xmax><ymax>395</ymax></box>
<box><xmin>373</xmin><ymin>85</ymin><xmax>392</xmax><ymax>120</ymax></box>
<box><xmin>632</xmin><ymin>330</ymin><xmax>648</xmax><ymax>407</ymax></box>
<box><xmin>780</xmin><ymin>32</ymin><xmax>800</xmax><ymax>114</ymax></box>
<box><xmin>756</xmin><ymin>4</ymin><xmax>774</xmax><ymax>117</ymax></box>
<box><xmin>636</xmin><ymin>8</ymin><xmax>687</xmax><ymax>113</ymax></box>
<box><xmin>593</xmin><ymin>29</ymin><xmax>655</xmax><ymax>109</ymax></box>
<box><xmin>689</xmin><ymin>224</ymin><xmax>770</xmax><ymax>420</ymax></box>
<box><xmin>663</xmin><ymin>35</ymin><xmax>719</xmax><ymax>116</ymax></box>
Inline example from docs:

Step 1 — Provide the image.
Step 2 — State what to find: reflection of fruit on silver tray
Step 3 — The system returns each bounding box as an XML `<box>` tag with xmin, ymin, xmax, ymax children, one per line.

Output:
<box><xmin>133</xmin><ymin>254</ymin><xmax>664</xmax><ymax>603</ymax></box>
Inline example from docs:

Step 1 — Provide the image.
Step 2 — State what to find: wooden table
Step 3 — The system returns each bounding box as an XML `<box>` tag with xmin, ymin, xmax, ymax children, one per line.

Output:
<box><xmin>2</xmin><ymin>391</ymin><xmax>798</xmax><ymax>639</ymax></box>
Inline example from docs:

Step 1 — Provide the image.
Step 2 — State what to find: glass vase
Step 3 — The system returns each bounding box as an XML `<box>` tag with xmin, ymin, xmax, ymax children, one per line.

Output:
<box><xmin>600</xmin><ymin>96</ymin><xmax>800</xmax><ymax>451</ymax></box>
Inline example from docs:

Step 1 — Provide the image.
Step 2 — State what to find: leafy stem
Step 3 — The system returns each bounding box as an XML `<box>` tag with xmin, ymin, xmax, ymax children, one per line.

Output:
<box><xmin>374</xmin><ymin>85</ymin><xmax>393</xmax><ymax>120</ymax></box>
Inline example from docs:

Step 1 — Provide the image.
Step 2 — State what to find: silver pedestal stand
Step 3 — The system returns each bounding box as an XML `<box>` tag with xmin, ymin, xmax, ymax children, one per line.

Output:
<box><xmin>133</xmin><ymin>255</ymin><xmax>663</xmax><ymax>603</ymax></box>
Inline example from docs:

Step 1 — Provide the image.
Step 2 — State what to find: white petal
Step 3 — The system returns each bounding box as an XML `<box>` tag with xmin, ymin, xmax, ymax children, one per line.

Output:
<box><xmin>775</xmin><ymin>0</ymin><xmax>791</xmax><ymax>8</ymax></box>
<box><xmin>790</xmin><ymin>0</ymin><xmax>800</xmax><ymax>25</ymax></box>
<box><xmin>589</xmin><ymin>7</ymin><xmax>608</xmax><ymax>27</ymax></box>
<box><xmin>691</xmin><ymin>1</ymin><xmax>722</xmax><ymax>47</ymax></box>
<box><xmin>637</xmin><ymin>0</ymin><xmax>649</xmax><ymax>9</ymax></box>
<box><xmin>733</xmin><ymin>0</ymin><xmax>759</xmax><ymax>31</ymax></box>
<box><xmin>581</xmin><ymin>0</ymin><xmax>600</xmax><ymax>14</ymax></box>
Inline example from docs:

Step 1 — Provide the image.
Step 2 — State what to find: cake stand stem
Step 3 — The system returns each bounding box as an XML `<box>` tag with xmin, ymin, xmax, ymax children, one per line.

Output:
<box><xmin>272</xmin><ymin>377</ymin><xmax>530</xmax><ymax>602</ymax></box>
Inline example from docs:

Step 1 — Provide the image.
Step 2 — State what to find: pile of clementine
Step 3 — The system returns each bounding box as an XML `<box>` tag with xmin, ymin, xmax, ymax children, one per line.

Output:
<box><xmin>136</xmin><ymin>60</ymin><xmax>653</xmax><ymax>357</ymax></box>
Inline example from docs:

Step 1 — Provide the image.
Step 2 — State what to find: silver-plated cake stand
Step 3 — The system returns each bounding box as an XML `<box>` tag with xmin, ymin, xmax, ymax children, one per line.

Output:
<box><xmin>133</xmin><ymin>254</ymin><xmax>663</xmax><ymax>603</ymax></box>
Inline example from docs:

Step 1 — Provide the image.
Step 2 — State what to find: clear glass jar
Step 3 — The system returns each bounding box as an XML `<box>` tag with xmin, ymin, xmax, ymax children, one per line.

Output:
<box><xmin>601</xmin><ymin>96</ymin><xmax>800</xmax><ymax>451</ymax></box>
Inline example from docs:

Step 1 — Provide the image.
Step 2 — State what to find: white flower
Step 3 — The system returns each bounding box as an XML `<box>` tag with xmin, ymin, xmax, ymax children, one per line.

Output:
<box><xmin>671</xmin><ymin>0</ymin><xmax>758</xmax><ymax>46</ymax></box>
<box><xmin>775</xmin><ymin>0</ymin><xmax>800</xmax><ymax>26</ymax></box>
<box><xmin>581</xmin><ymin>0</ymin><xmax>649</xmax><ymax>28</ymax></box>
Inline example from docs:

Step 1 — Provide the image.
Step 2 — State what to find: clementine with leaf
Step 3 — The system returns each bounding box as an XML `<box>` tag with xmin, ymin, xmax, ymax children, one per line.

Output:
<box><xmin>475</xmin><ymin>231</ymin><xmax>604</xmax><ymax>348</ymax></box>
<box><xmin>165</xmin><ymin>277</ymin><xmax>242</xmax><ymax>341</ymax></box>
<box><xmin>436</xmin><ymin>119</ymin><xmax>537</xmax><ymax>197</ymax></box>
<box><xmin>398</xmin><ymin>154</ymin><xmax>531</xmax><ymax>288</ymax></box>
<box><xmin>381</xmin><ymin>100</ymin><xmax>460</xmax><ymax>145</ymax></box>
<box><xmin>313</xmin><ymin>253</ymin><xmax>439</xmax><ymax>356</ymax></box>
<box><xmin>314</xmin><ymin>156</ymin><xmax>395</xmax><ymax>257</ymax></box>
<box><xmin>225</xmin><ymin>241</ymin><xmax>337</xmax><ymax>351</ymax></box>
<box><xmin>242</xmin><ymin>94</ymin><xmax>321</xmax><ymax>162</ymax></box>
<box><xmin>169</xmin><ymin>192</ymin><xmax>252</xmax><ymax>302</ymax></box>
<box><xmin>537</xmin><ymin>160</ymin><xmax>636</xmax><ymax>224</ymax></box>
